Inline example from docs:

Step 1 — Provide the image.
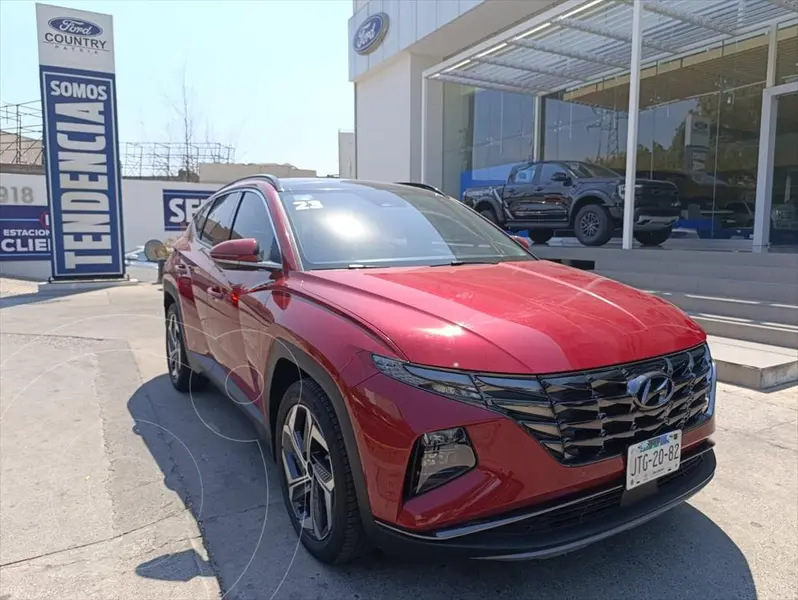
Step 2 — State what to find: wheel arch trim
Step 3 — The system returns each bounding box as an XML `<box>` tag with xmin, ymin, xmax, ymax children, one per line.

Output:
<box><xmin>263</xmin><ymin>340</ymin><xmax>377</xmax><ymax>537</ymax></box>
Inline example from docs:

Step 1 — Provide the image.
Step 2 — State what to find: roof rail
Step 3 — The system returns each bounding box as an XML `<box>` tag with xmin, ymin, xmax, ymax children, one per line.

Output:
<box><xmin>395</xmin><ymin>181</ymin><xmax>445</xmax><ymax>196</ymax></box>
<box><xmin>218</xmin><ymin>173</ymin><xmax>284</xmax><ymax>193</ymax></box>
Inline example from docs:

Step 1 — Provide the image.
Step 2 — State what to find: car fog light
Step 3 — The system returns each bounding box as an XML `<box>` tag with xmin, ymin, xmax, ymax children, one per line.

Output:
<box><xmin>409</xmin><ymin>427</ymin><xmax>476</xmax><ymax>497</ymax></box>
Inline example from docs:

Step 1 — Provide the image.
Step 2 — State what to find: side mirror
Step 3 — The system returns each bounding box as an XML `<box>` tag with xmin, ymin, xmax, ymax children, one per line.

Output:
<box><xmin>551</xmin><ymin>171</ymin><xmax>570</xmax><ymax>182</ymax></box>
<box><xmin>210</xmin><ymin>238</ymin><xmax>283</xmax><ymax>271</ymax></box>
<box><xmin>210</xmin><ymin>238</ymin><xmax>260</xmax><ymax>263</ymax></box>
<box><xmin>510</xmin><ymin>235</ymin><xmax>530</xmax><ymax>250</ymax></box>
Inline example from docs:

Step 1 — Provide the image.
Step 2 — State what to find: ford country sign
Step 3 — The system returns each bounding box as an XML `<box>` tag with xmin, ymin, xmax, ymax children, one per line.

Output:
<box><xmin>353</xmin><ymin>13</ymin><xmax>389</xmax><ymax>55</ymax></box>
<box><xmin>48</xmin><ymin>17</ymin><xmax>104</xmax><ymax>37</ymax></box>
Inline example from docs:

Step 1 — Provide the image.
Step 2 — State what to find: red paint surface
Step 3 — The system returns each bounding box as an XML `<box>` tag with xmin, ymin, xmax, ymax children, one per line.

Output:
<box><xmin>164</xmin><ymin>177</ymin><xmax>714</xmax><ymax>532</ymax></box>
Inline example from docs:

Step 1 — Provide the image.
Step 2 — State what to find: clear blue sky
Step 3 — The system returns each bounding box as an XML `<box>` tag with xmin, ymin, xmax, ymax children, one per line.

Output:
<box><xmin>0</xmin><ymin>0</ymin><xmax>354</xmax><ymax>175</ymax></box>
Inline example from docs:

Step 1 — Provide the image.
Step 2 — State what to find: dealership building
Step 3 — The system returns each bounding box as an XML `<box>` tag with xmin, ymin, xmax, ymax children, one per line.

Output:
<box><xmin>349</xmin><ymin>0</ymin><xmax>797</xmax><ymax>250</ymax></box>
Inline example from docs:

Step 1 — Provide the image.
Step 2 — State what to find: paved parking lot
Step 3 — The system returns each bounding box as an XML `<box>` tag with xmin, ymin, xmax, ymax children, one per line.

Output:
<box><xmin>0</xmin><ymin>278</ymin><xmax>796</xmax><ymax>600</ymax></box>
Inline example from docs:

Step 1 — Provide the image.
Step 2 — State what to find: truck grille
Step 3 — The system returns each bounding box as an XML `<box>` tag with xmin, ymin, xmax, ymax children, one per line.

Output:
<box><xmin>481</xmin><ymin>344</ymin><xmax>713</xmax><ymax>466</ymax></box>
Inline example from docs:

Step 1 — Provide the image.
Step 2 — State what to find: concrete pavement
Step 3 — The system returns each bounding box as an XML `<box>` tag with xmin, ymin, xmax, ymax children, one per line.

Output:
<box><xmin>0</xmin><ymin>279</ymin><xmax>796</xmax><ymax>600</ymax></box>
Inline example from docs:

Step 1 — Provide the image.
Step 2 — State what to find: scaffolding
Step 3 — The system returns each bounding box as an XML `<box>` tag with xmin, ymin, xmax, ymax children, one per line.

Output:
<box><xmin>0</xmin><ymin>100</ymin><xmax>236</xmax><ymax>180</ymax></box>
<box><xmin>120</xmin><ymin>141</ymin><xmax>235</xmax><ymax>180</ymax></box>
<box><xmin>0</xmin><ymin>101</ymin><xmax>44</xmax><ymax>166</ymax></box>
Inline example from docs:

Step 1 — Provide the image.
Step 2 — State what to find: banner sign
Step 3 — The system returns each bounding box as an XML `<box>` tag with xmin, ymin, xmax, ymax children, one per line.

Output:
<box><xmin>0</xmin><ymin>205</ymin><xmax>51</xmax><ymax>261</ymax></box>
<box><xmin>162</xmin><ymin>189</ymin><xmax>215</xmax><ymax>231</ymax></box>
<box><xmin>36</xmin><ymin>3</ymin><xmax>125</xmax><ymax>280</ymax></box>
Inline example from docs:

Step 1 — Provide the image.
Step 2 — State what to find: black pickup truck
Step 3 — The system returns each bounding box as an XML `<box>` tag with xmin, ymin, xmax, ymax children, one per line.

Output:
<box><xmin>462</xmin><ymin>160</ymin><xmax>682</xmax><ymax>246</ymax></box>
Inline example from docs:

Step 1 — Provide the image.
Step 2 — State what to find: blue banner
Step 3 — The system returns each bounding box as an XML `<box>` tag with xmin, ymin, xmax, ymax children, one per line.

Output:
<box><xmin>40</xmin><ymin>66</ymin><xmax>125</xmax><ymax>279</ymax></box>
<box><xmin>162</xmin><ymin>189</ymin><xmax>215</xmax><ymax>232</ymax></box>
<box><xmin>0</xmin><ymin>205</ymin><xmax>52</xmax><ymax>261</ymax></box>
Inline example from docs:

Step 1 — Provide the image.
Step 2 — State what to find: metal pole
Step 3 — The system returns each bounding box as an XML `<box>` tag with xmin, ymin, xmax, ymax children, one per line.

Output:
<box><xmin>532</xmin><ymin>95</ymin><xmax>543</xmax><ymax>160</ymax></box>
<box><xmin>622</xmin><ymin>0</ymin><xmax>644</xmax><ymax>250</ymax></box>
<box><xmin>420</xmin><ymin>76</ymin><xmax>428</xmax><ymax>183</ymax></box>
<box><xmin>753</xmin><ymin>26</ymin><xmax>781</xmax><ymax>252</ymax></box>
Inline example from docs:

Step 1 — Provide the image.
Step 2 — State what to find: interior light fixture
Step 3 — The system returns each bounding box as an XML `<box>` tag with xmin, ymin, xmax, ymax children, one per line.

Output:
<box><xmin>475</xmin><ymin>42</ymin><xmax>508</xmax><ymax>58</ymax></box>
<box><xmin>557</xmin><ymin>0</ymin><xmax>605</xmax><ymax>20</ymax></box>
<box><xmin>512</xmin><ymin>22</ymin><xmax>552</xmax><ymax>41</ymax></box>
<box><xmin>443</xmin><ymin>59</ymin><xmax>472</xmax><ymax>73</ymax></box>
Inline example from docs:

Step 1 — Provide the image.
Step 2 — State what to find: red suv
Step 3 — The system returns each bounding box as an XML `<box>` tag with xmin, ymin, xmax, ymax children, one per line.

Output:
<box><xmin>163</xmin><ymin>175</ymin><xmax>717</xmax><ymax>564</ymax></box>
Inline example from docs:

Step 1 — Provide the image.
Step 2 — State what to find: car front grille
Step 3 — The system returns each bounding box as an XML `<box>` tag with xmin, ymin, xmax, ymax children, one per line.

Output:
<box><xmin>481</xmin><ymin>344</ymin><xmax>713</xmax><ymax>466</ymax></box>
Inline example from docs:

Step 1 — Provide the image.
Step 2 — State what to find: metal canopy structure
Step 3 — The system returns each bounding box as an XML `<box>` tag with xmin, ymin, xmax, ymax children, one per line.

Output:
<box><xmin>428</xmin><ymin>0</ymin><xmax>798</xmax><ymax>94</ymax></box>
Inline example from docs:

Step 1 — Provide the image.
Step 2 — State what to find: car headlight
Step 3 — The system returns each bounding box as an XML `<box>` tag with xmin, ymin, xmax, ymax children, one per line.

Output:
<box><xmin>617</xmin><ymin>183</ymin><xmax>643</xmax><ymax>198</ymax></box>
<box><xmin>408</xmin><ymin>427</ymin><xmax>476</xmax><ymax>496</ymax></box>
<box><xmin>372</xmin><ymin>354</ymin><xmax>483</xmax><ymax>404</ymax></box>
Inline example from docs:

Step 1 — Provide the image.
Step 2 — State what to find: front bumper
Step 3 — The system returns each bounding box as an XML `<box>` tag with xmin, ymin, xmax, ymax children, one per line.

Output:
<box><xmin>373</xmin><ymin>444</ymin><xmax>716</xmax><ymax>561</ymax></box>
<box><xmin>608</xmin><ymin>205</ymin><xmax>680</xmax><ymax>230</ymax></box>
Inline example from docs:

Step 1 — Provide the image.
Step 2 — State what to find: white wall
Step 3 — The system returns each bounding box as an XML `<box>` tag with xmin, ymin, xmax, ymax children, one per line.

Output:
<box><xmin>338</xmin><ymin>131</ymin><xmax>356</xmax><ymax>178</ymax></box>
<box><xmin>349</xmin><ymin>0</ymin><xmax>485</xmax><ymax>81</ymax></box>
<box><xmin>0</xmin><ymin>172</ymin><xmax>221</xmax><ymax>281</ymax></box>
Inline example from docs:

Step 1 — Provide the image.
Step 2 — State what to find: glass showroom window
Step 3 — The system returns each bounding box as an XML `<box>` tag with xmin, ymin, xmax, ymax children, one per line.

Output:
<box><xmin>543</xmin><ymin>31</ymin><xmax>771</xmax><ymax>246</ymax></box>
<box><xmin>442</xmin><ymin>82</ymin><xmax>536</xmax><ymax>199</ymax></box>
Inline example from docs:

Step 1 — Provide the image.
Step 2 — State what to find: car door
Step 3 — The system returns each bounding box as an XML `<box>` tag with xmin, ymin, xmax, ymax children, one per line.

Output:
<box><xmin>216</xmin><ymin>188</ymin><xmax>284</xmax><ymax>409</ymax></box>
<box><xmin>192</xmin><ymin>191</ymin><xmax>243</xmax><ymax>373</ymax></box>
<box><xmin>171</xmin><ymin>198</ymin><xmax>216</xmax><ymax>359</ymax></box>
<box><xmin>502</xmin><ymin>163</ymin><xmax>538</xmax><ymax>218</ymax></box>
<box><xmin>529</xmin><ymin>162</ymin><xmax>572</xmax><ymax>222</ymax></box>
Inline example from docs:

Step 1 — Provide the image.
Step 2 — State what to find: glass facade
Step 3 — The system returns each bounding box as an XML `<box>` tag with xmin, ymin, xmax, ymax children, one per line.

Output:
<box><xmin>440</xmin><ymin>24</ymin><xmax>798</xmax><ymax>246</ymax></box>
<box><xmin>442</xmin><ymin>83</ymin><xmax>536</xmax><ymax>199</ymax></box>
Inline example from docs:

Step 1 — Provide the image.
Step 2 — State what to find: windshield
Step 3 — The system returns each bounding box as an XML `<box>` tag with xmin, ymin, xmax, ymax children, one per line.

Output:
<box><xmin>565</xmin><ymin>162</ymin><xmax>620</xmax><ymax>179</ymax></box>
<box><xmin>280</xmin><ymin>184</ymin><xmax>535</xmax><ymax>270</ymax></box>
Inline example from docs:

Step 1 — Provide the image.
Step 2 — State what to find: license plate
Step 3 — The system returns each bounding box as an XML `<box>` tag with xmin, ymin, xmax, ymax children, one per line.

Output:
<box><xmin>626</xmin><ymin>431</ymin><xmax>682</xmax><ymax>491</ymax></box>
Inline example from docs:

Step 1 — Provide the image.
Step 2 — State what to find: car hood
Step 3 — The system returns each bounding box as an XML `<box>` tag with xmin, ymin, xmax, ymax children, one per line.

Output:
<box><xmin>301</xmin><ymin>260</ymin><xmax>706</xmax><ymax>375</ymax></box>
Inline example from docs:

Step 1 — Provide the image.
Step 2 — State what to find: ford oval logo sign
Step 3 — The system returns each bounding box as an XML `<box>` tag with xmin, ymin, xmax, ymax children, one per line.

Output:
<box><xmin>353</xmin><ymin>13</ymin><xmax>389</xmax><ymax>55</ymax></box>
<box><xmin>48</xmin><ymin>17</ymin><xmax>103</xmax><ymax>38</ymax></box>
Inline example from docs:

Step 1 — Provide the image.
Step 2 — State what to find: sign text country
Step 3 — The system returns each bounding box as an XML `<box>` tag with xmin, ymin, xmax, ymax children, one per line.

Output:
<box><xmin>41</xmin><ymin>69</ymin><xmax>124</xmax><ymax>277</ymax></box>
<box><xmin>37</xmin><ymin>4</ymin><xmax>122</xmax><ymax>280</ymax></box>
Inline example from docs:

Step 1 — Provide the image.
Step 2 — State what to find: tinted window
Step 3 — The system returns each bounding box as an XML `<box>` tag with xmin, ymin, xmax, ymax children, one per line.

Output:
<box><xmin>201</xmin><ymin>192</ymin><xmax>241</xmax><ymax>245</ymax></box>
<box><xmin>280</xmin><ymin>184</ymin><xmax>535</xmax><ymax>270</ymax></box>
<box><xmin>511</xmin><ymin>164</ymin><xmax>536</xmax><ymax>184</ymax></box>
<box><xmin>564</xmin><ymin>162</ymin><xmax>619</xmax><ymax>179</ymax></box>
<box><xmin>539</xmin><ymin>163</ymin><xmax>565</xmax><ymax>184</ymax></box>
<box><xmin>230</xmin><ymin>191</ymin><xmax>280</xmax><ymax>262</ymax></box>
<box><xmin>191</xmin><ymin>199</ymin><xmax>214</xmax><ymax>233</ymax></box>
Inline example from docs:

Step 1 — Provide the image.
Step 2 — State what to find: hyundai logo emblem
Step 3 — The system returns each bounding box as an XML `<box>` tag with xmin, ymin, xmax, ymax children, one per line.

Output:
<box><xmin>627</xmin><ymin>371</ymin><xmax>675</xmax><ymax>410</ymax></box>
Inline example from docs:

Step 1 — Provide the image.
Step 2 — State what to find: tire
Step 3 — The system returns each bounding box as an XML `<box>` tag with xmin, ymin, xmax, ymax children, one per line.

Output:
<box><xmin>574</xmin><ymin>204</ymin><xmax>613</xmax><ymax>247</ymax></box>
<box><xmin>527</xmin><ymin>229</ymin><xmax>554</xmax><ymax>244</ymax></box>
<box><xmin>276</xmin><ymin>378</ymin><xmax>368</xmax><ymax>564</ymax></box>
<box><xmin>479</xmin><ymin>207</ymin><xmax>498</xmax><ymax>224</ymax></box>
<box><xmin>634</xmin><ymin>227</ymin><xmax>673</xmax><ymax>246</ymax></box>
<box><xmin>165</xmin><ymin>302</ymin><xmax>207</xmax><ymax>393</ymax></box>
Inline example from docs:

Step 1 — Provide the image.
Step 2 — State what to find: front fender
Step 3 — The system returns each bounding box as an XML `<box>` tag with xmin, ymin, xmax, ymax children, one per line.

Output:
<box><xmin>263</xmin><ymin>340</ymin><xmax>378</xmax><ymax>538</ymax></box>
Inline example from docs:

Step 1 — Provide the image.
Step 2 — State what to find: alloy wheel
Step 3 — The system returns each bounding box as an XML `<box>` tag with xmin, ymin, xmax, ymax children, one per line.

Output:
<box><xmin>281</xmin><ymin>403</ymin><xmax>335</xmax><ymax>540</ymax></box>
<box><xmin>580</xmin><ymin>212</ymin><xmax>600</xmax><ymax>238</ymax></box>
<box><xmin>166</xmin><ymin>312</ymin><xmax>182</xmax><ymax>379</ymax></box>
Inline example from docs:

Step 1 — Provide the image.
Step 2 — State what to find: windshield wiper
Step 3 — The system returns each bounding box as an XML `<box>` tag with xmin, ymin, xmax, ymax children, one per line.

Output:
<box><xmin>433</xmin><ymin>259</ymin><xmax>500</xmax><ymax>267</ymax></box>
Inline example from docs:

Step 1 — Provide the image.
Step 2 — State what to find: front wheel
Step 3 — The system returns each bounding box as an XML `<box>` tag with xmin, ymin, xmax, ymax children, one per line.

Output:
<box><xmin>277</xmin><ymin>378</ymin><xmax>368</xmax><ymax>564</ymax></box>
<box><xmin>574</xmin><ymin>204</ymin><xmax>613</xmax><ymax>247</ymax></box>
<box><xmin>165</xmin><ymin>302</ymin><xmax>206</xmax><ymax>393</ymax></box>
<box><xmin>479</xmin><ymin>207</ymin><xmax>498</xmax><ymax>224</ymax></box>
<box><xmin>634</xmin><ymin>227</ymin><xmax>673</xmax><ymax>246</ymax></box>
<box><xmin>527</xmin><ymin>229</ymin><xmax>554</xmax><ymax>244</ymax></box>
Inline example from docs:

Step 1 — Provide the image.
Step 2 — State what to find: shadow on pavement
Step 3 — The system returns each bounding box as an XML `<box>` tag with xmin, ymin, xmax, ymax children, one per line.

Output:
<box><xmin>129</xmin><ymin>374</ymin><xmax>756</xmax><ymax>600</ymax></box>
<box><xmin>136</xmin><ymin>548</ymin><xmax>214</xmax><ymax>582</ymax></box>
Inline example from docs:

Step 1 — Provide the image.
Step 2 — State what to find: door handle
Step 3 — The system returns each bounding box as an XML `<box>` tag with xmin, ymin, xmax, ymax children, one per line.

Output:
<box><xmin>207</xmin><ymin>286</ymin><xmax>225</xmax><ymax>300</ymax></box>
